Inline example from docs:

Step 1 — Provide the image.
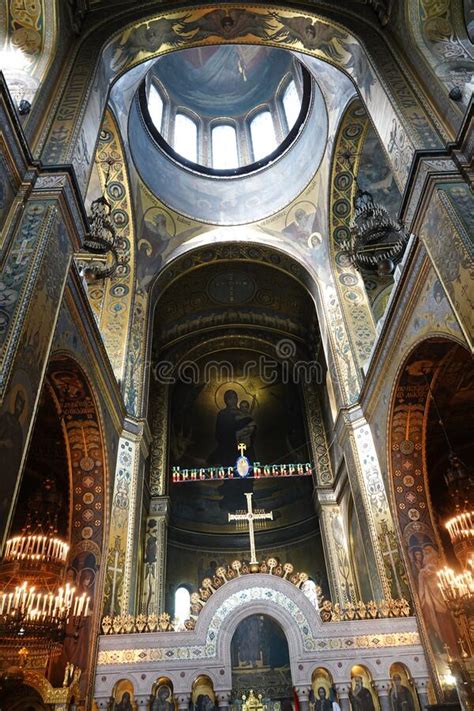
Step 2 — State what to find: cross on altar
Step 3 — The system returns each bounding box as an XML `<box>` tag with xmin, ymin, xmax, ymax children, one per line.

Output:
<box><xmin>228</xmin><ymin>492</ymin><xmax>273</xmax><ymax>565</ymax></box>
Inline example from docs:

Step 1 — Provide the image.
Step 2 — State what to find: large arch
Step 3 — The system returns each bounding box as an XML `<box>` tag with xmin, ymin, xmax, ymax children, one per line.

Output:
<box><xmin>145</xmin><ymin>238</ymin><xmax>354</xmax><ymax>418</ymax></box>
<box><xmin>14</xmin><ymin>351</ymin><xmax>111</xmax><ymax>707</ymax></box>
<box><xmin>387</xmin><ymin>335</ymin><xmax>474</xmax><ymax>696</ymax></box>
<box><xmin>36</xmin><ymin>3</ymin><xmax>446</xmax><ymax>197</ymax></box>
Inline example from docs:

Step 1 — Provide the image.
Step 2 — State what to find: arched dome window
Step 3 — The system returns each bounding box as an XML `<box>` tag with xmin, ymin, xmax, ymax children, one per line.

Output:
<box><xmin>250</xmin><ymin>110</ymin><xmax>277</xmax><ymax>161</ymax></box>
<box><xmin>174</xmin><ymin>112</ymin><xmax>198</xmax><ymax>163</ymax></box>
<box><xmin>148</xmin><ymin>83</ymin><xmax>164</xmax><ymax>132</ymax></box>
<box><xmin>174</xmin><ymin>586</ymin><xmax>191</xmax><ymax>626</ymax></box>
<box><xmin>212</xmin><ymin>124</ymin><xmax>239</xmax><ymax>169</ymax></box>
<box><xmin>282</xmin><ymin>79</ymin><xmax>300</xmax><ymax>131</ymax></box>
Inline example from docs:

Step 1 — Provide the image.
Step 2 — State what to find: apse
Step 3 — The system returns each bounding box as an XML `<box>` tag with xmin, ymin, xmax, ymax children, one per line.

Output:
<box><xmin>147</xmin><ymin>255</ymin><xmax>330</xmax><ymax>608</ymax></box>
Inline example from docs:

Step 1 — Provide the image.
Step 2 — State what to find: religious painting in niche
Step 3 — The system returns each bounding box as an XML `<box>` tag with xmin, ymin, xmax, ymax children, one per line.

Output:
<box><xmin>112</xmin><ymin>679</ymin><xmax>135</xmax><ymax>710</ymax></box>
<box><xmin>231</xmin><ymin>615</ymin><xmax>292</xmax><ymax>710</ymax></box>
<box><xmin>191</xmin><ymin>676</ymin><xmax>217</xmax><ymax>711</ymax></box>
<box><xmin>169</xmin><ymin>350</ymin><xmax>313</xmax><ymax>533</ymax></box>
<box><xmin>310</xmin><ymin>668</ymin><xmax>341</xmax><ymax>711</ymax></box>
<box><xmin>151</xmin><ymin>680</ymin><xmax>176</xmax><ymax>711</ymax></box>
<box><xmin>388</xmin><ymin>664</ymin><xmax>418</xmax><ymax>711</ymax></box>
<box><xmin>349</xmin><ymin>666</ymin><xmax>379</xmax><ymax>711</ymax></box>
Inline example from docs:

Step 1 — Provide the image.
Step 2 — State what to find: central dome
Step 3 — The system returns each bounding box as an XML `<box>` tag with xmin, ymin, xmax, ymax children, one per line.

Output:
<box><xmin>143</xmin><ymin>45</ymin><xmax>308</xmax><ymax>174</ymax></box>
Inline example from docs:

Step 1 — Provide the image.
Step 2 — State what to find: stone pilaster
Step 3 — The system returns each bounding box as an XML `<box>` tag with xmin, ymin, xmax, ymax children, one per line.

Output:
<box><xmin>402</xmin><ymin>102</ymin><xmax>474</xmax><ymax>351</ymax></box>
<box><xmin>217</xmin><ymin>691</ymin><xmax>232</xmax><ymax>711</ymax></box>
<box><xmin>177</xmin><ymin>693</ymin><xmax>191</xmax><ymax>711</ymax></box>
<box><xmin>103</xmin><ymin>418</ymin><xmax>148</xmax><ymax>615</ymax></box>
<box><xmin>314</xmin><ymin>490</ymin><xmax>358</xmax><ymax>605</ymax></box>
<box><xmin>335</xmin><ymin>684</ymin><xmax>351</xmax><ymax>711</ymax></box>
<box><xmin>374</xmin><ymin>681</ymin><xmax>391</xmax><ymax>711</ymax></box>
<box><xmin>141</xmin><ymin>495</ymin><xmax>170</xmax><ymax>614</ymax></box>
<box><xmin>305</xmin><ymin>387</ymin><xmax>357</xmax><ymax>604</ymax></box>
<box><xmin>337</xmin><ymin>407</ymin><xmax>402</xmax><ymax>599</ymax></box>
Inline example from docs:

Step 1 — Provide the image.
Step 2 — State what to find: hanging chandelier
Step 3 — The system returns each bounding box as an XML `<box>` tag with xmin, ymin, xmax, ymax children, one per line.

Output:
<box><xmin>0</xmin><ymin>491</ymin><xmax>90</xmax><ymax>657</ymax></box>
<box><xmin>339</xmin><ymin>151</ymin><xmax>409</xmax><ymax>276</ymax></box>
<box><xmin>81</xmin><ymin>159</ymin><xmax>127</xmax><ymax>279</ymax></box>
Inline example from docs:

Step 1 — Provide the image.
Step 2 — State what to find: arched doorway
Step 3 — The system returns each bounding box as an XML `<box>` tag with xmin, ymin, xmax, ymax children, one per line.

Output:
<box><xmin>231</xmin><ymin>614</ymin><xmax>292</xmax><ymax>711</ymax></box>
<box><xmin>388</xmin><ymin>337</ymin><xmax>474</xmax><ymax>694</ymax></box>
<box><xmin>0</xmin><ymin>354</ymin><xmax>108</xmax><ymax>706</ymax></box>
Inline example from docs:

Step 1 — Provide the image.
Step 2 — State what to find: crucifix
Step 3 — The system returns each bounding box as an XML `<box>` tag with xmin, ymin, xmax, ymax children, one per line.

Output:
<box><xmin>228</xmin><ymin>492</ymin><xmax>273</xmax><ymax>566</ymax></box>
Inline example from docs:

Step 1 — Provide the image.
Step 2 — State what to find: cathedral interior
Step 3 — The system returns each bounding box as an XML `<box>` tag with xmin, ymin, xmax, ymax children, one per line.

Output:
<box><xmin>0</xmin><ymin>1</ymin><xmax>473</xmax><ymax>710</ymax></box>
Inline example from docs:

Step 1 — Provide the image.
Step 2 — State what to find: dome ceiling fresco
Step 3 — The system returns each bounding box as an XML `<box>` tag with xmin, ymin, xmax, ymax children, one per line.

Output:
<box><xmin>148</xmin><ymin>45</ymin><xmax>298</xmax><ymax>117</ymax></box>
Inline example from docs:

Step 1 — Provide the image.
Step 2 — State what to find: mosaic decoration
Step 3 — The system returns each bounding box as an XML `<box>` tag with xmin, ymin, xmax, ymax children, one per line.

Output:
<box><xmin>304</xmin><ymin>389</ymin><xmax>333</xmax><ymax>486</ymax></box>
<box><xmin>329</xmin><ymin>99</ymin><xmax>376</xmax><ymax>381</ymax></box>
<box><xmin>97</xmin><ymin>584</ymin><xmax>420</xmax><ymax>665</ymax></box>
<box><xmin>40</xmin><ymin>3</ymin><xmax>444</xmax><ymax>192</ymax></box>
<box><xmin>104</xmin><ymin>434</ymin><xmax>141</xmax><ymax>616</ymax></box>
<box><xmin>0</xmin><ymin>200</ymin><xmax>57</xmax><ymax>391</ymax></box>
<box><xmin>47</xmin><ymin>357</ymin><xmax>107</xmax><ymax>700</ymax></box>
<box><xmin>87</xmin><ymin>108</ymin><xmax>135</xmax><ymax>385</ymax></box>
<box><xmin>388</xmin><ymin>339</ymin><xmax>469</xmax><ymax>689</ymax></box>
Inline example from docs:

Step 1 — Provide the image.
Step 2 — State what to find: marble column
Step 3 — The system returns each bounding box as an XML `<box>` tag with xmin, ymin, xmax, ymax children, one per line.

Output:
<box><xmin>177</xmin><ymin>693</ymin><xmax>191</xmax><ymax>711</ymax></box>
<box><xmin>217</xmin><ymin>691</ymin><xmax>232</xmax><ymax>711</ymax></box>
<box><xmin>135</xmin><ymin>693</ymin><xmax>151</xmax><ymax>707</ymax></box>
<box><xmin>335</xmin><ymin>684</ymin><xmax>351</xmax><ymax>711</ymax></box>
<box><xmin>414</xmin><ymin>678</ymin><xmax>431</xmax><ymax>710</ymax></box>
<box><xmin>374</xmin><ymin>682</ymin><xmax>391</xmax><ymax>711</ymax></box>
<box><xmin>296</xmin><ymin>687</ymin><xmax>311</xmax><ymax>711</ymax></box>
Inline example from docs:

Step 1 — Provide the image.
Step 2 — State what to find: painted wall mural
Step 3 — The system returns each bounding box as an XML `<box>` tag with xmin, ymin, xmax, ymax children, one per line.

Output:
<box><xmin>389</xmin><ymin>338</ymin><xmax>471</xmax><ymax>689</ymax></box>
<box><xmin>169</xmin><ymin>349</ymin><xmax>313</xmax><ymax>535</ymax></box>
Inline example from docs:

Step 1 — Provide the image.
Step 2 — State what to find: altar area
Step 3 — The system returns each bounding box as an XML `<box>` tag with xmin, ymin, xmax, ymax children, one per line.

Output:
<box><xmin>95</xmin><ymin>568</ymin><xmax>429</xmax><ymax>710</ymax></box>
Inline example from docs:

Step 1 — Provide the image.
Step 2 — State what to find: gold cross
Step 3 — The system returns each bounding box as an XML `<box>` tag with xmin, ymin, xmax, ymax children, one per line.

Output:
<box><xmin>238</xmin><ymin>442</ymin><xmax>247</xmax><ymax>457</ymax></box>
<box><xmin>228</xmin><ymin>492</ymin><xmax>273</xmax><ymax>565</ymax></box>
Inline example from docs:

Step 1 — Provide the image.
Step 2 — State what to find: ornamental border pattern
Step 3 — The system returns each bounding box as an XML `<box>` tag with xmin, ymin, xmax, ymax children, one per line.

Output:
<box><xmin>97</xmin><ymin>586</ymin><xmax>420</xmax><ymax>666</ymax></box>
